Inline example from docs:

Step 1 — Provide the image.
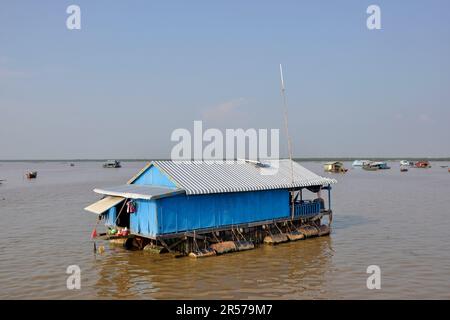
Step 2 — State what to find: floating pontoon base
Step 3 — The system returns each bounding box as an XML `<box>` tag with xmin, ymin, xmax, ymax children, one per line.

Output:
<box><xmin>210</xmin><ymin>241</ymin><xmax>237</xmax><ymax>254</ymax></box>
<box><xmin>234</xmin><ymin>240</ymin><xmax>255</xmax><ymax>251</ymax></box>
<box><xmin>263</xmin><ymin>234</ymin><xmax>289</xmax><ymax>245</ymax></box>
<box><xmin>189</xmin><ymin>248</ymin><xmax>216</xmax><ymax>258</ymax></box>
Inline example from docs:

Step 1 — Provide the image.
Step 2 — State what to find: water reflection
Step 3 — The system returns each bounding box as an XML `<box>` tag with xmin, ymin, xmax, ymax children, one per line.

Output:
<box><xmin>93</xmin><ymin>237</ymin><xmax>334</xmax><ymax>299</ymax></box>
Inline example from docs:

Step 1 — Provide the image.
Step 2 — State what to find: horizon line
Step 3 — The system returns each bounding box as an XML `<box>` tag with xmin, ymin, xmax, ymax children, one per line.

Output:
<box><xmin>1</xmin><ymin>157</ymin><xmax>449</xmax><ymax>162</ymax></box>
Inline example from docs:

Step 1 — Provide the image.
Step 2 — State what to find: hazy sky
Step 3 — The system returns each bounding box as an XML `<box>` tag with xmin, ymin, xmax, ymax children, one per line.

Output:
<box><xmin>1</xmin><ymin>0</ymin><xmax>449</xmax><ymax>159</ymax></box>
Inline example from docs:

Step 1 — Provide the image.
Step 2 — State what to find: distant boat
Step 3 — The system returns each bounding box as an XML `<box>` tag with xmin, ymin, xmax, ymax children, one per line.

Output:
<box><xmin>352</xmin><ymin>160</ymin><xmax>371</xmax><ymax>167</ymax></box>
<box><xmin>0</xmin><ymin>179</ymin><xmax>5</xmax><ymax>184</ymax></box>
<box><xmin>69</xmin><ymin>163</ymin><xmax>75</xmax><ymax>167</ymax></box>
<box><xmin>400</xmin><ymin>166</ymin><xmax>408</xmax><ymax>172</ymax></box>
<box><xmin>440</xmin><ymin>165</ymin><xmax>448</xmax><ymax>168</ymax></box>
<box><xmin>103</xmin><ymin>160</ymin><xmax>121</xmax><ymax>168</ymax></box>
<box><xmin>415</xmin><ymin>161</ymin><xmax>431</xmax><ymax>168</ymax></box>
<box><xmin>400</xmin><ymin>160</ymin><xmax>414</xmax><ymax>167</ymax></box>
<box><xmin>323</xmin><ymin>161</ymin><xmax>348</xmax><ymax>173</ymax></box>
<box><xmin>370</xmin><ymin>161</ymin><xmax>391</xmax><ymax>170</ymax></box>
<box><xmin>25</xmin><ymin>171</ymin><xmax>38</xmax><ymax>179</ymax></box>
<box><xmin>362</xmin><ymin>164</ymin><xmax>378</xmax><ymax>171</ymax></box>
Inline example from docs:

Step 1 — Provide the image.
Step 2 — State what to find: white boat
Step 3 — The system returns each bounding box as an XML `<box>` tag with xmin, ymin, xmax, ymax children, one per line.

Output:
<box><xmin>399</xmin><ymin>160</ymin><xmax>414</xmax><ymax>167</ymax></box>
<box><xmin>352</xmin><ymin>160</ymin><xmax>371</xmax><ymax>167</ymax></box>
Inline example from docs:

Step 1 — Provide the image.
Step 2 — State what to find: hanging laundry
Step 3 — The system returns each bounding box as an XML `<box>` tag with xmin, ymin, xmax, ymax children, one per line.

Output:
<box><xmin>126</xmin><ymin>200</ymin><xmax>137</xmax><ymax>213</ymax></box>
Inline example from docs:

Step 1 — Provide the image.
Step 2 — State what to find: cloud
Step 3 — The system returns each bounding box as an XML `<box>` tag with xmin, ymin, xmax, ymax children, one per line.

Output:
<box><xmin>201</xmin><ymin>97</ymin><xmax>248</xmax><ymax>122</ymax></box>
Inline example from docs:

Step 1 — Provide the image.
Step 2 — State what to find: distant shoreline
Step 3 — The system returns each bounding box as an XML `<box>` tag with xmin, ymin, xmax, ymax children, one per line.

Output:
<box><xmin>1</xmin><ymin>157</ymin><xmax>449</xmax><ymax>162</ymax></box>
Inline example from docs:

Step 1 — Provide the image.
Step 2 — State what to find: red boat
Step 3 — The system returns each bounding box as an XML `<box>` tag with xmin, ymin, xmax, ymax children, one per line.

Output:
<box><xmin>415</xmin><ymin>161</ymin><xmax>431</xmax><ymax>168</ymax></box>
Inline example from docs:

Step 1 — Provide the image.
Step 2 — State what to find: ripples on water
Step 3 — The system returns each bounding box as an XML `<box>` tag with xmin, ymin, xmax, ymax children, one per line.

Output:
<box><xmin>0</xmin><ymin>161</ymin><xmax>449</xmax><ymax>299</ymax></box>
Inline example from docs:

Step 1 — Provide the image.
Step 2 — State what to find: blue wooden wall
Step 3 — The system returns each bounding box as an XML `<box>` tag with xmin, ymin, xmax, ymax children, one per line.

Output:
<box><xmin>133</xmin><ymin>165</ymin><xmax>176</xmax><ymax>188</ymax></box>
<box><xmin>155</xmin><ymin>189</ymin><xmax>289</xmax><ymax>235</ymax></box>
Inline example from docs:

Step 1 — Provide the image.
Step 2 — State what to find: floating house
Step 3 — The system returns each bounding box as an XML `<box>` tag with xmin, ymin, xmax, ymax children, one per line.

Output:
<box><xmin>352</xmin><ymin>160</ymin><xmax>371</xmax><ymax>167</ymax></box>
<box><xmin>323</xmin><ymin>161</ymin><xmax>348</xmax><ymax>173</ymax></box>
<box><xmin>85</xmin><ymin>159</ymin><xmax>336</xmax><ymax>255</ymax></box>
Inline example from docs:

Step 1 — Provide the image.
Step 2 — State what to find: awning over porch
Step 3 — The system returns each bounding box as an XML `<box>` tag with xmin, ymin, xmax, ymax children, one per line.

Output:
<box><xmin>84</xmin><ymin>196</ymin><xmax>125</xmax><ymax>214</ymax></box>
<box><xmin>93</xmin><ymin>184</ymin><xmax>184</xmax><ymax>200</ymax></box>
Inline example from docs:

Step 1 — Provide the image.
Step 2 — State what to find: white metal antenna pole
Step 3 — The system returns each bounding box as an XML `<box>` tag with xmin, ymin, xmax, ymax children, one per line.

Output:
<box><xmin>279</xmin><ymin>64</ymin><xmax>294</xmax><ymax>184</ymax></box>
<box><xmin>280</xmin><ymin>64</ymin><xmax>295</xmax><ymax>220</ymax></box>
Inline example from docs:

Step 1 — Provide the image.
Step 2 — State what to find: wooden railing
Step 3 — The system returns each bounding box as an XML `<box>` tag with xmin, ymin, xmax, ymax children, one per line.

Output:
<box><xmin>293</xmin><ymin>201</ymin><xmax>321</xmax><ymax>218</ymax></box>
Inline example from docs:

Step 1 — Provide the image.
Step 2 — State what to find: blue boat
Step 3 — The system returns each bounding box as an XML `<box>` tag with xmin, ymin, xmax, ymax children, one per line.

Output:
<box><xmin>370</xmin><ymin>161</ymin><xmax>391</xmax><ymax>170</ymax></box>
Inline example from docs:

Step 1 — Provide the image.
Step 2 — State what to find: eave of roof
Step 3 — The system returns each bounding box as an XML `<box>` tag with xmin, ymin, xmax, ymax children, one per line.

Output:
<box><xmin>94</xmin><ymin>184</ymin><xmax>184</xmax><ymax>200</ymax></box>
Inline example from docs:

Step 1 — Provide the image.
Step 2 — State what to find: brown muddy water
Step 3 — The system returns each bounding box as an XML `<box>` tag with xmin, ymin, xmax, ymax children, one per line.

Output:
<box><xmin>0</xmin><ymin>161</ymin><xmax>449</xmax><ymax>299</ymax></box>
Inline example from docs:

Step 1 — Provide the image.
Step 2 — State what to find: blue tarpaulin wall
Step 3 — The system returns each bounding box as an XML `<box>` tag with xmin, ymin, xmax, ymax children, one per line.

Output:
<box><xmin>156</xmin><ymin>189</ymin><xmax>289</xmax><ymax>235</ymax></box>
<box><xmin>103</xmin><ymin>207</ymin><xmax>116</xmax><ymax>226</ymax></box>
<box><xmin>130</xmin><ymin>199</ymin><xmax>158</xmax><ymax>237</ymax></box>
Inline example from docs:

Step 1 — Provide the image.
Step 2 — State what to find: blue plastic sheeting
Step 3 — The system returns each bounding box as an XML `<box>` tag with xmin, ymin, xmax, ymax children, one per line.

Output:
<box><xmin>103</xmin><ymin>207</ymin><xmax>116</xmax><ymax>226</ymax></box>
<box><xmin>156</xmin><ymin>189</ymin><xmax>289</xmax><ymax>234</ymax></box>
<box><xmin>129</xmin><ymin>199</ymin><xmax>158</xmax><ymax>237</ymax></box>
<box><xmin>133</xmin><ymin>165</ymin><xmax>176</xmax><ymax>188</ymax></box>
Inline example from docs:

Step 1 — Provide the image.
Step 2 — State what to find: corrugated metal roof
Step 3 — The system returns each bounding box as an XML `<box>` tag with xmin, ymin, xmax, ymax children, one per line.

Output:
<box><xmin>84</xmin><ymin>196</ymin><xmax>124</xmax><ymax>214</ymax></box>
<box><xmin>150</xmin><ymin>159</ymin><xmax>336</xmax><ymax>195</ymax></box>
<box><xmin>94</xmin><ymin>185</ymin><xmax>184</xmax><ymax>200</ymax></box>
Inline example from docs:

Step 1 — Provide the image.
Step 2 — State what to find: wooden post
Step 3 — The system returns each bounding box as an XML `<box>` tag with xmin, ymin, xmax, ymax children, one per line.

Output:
<box><xmin>328</xmin><ymin>185</ymin><xmax>332</xmax><ymax>210</ymax></box>
<box><xmin>290</xmin><ymin>190</ymin><xmax>295</xmax><ymax>220</ymax></box>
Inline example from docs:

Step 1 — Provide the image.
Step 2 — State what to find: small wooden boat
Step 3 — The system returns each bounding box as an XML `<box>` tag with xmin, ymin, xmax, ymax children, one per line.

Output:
<box><xmin>415</xmin><ymin>161</ymin><xmax>431</xmax><ymax>168</ymax></box>
<box><xmin>103</xmin><ymin>160</ymin><xmax>121</xmax><ymax>168</ymax></box>
<box><xmin>25</xmin><ymin>171</ymin><xmax>37</xmax><ymax>179</ymax></box>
